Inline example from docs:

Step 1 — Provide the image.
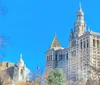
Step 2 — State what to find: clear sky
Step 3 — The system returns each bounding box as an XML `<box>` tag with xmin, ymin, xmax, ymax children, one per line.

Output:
<box><xmin>0</xmin><ymin>0</ymin><xmax>100</xmax><ymax>73</ymax></box>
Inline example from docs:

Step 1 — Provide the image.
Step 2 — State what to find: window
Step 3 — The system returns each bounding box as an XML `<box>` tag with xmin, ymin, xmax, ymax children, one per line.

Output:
<box><xmin>59</xmin><ymin>54</ymin><xmax>65</xmax><ymax>61</ymax></box>
<box><xmin>84</xmin><ymin>41</ymin><xmax>86</xmax><ymax>48</ymax></box>
<box><xmin>66</xmin><ymin>53</ymin><xmax>68</xmax><ymax>60</ymax></box>
<box><xmin>81</xmin><ymin>42</ymin><xmax>82</xmax><ymax>49</ymax></box>
<box><xmin>87</xmin><ymin>40</ymin><xmax>89</xmax><ymax>48</ymax></box>
<box><xmin>47</xmin><ymin>56</ymin><xmax>48</xmax><ymax>62</ymax></box>
<box><xmin>71</xmin><ymin>40</ymin><xmax>76</xmax><ymax>47</ymax></box>
<box><xmin>51</xmin><ymin>55</ymin><xmax>52</xmax><ymax>61</ymax></box>
<box><xmin>62</xmin><ymin>54</ymin><xmax>65</xmax><ymax>61</ymax></box>
<box><xmin>60</xmin><ymin>55</ymin><xmax>63</xmax><ymax>60</ymax></box>
<box><xmin>80</xmin><ymin>39</ymin><xmax>82</xmax><ymax>49</ymax></box>
<box><xmin>49</xmin><ymin>56</ymin><xmax>51</xmax><ymax>61</ymax></box>
<box><xmin>71</xmin><ymin>50</ymin><xmax>76</xmax><ymax>56</ymax></box>
<box><xmin>93</xmin><ymin>39</ymin><xmax>95</xmax><ymax>47</ymax></box>
<box><xmin>49</xmin><ymin>56</ymin><xmax>50</xmax><ymax>61</ymax></box>
<box><xmin>59</xmin><ymin>55</ymin><xmax>60</xmax><ymax>61</ymax></box>
<box><xmin>55</xmin><ymin>55</ymin><xmax>57</xmax><ymax>61</ymax></box>
<box><xmin>97</xmin><ymin>40</ymin><xmax>99</xmax><ymax>48</ymax></box>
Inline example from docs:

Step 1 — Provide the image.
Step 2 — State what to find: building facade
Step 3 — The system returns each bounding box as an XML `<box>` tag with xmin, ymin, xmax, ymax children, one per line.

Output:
<box><xmin>46</xmin><ymin>3</ymin><xmax>100</xmax><ymax>85</ymax></box>
<box><xmin>0</xmin><ymin>53</ymin><xmax>30</xmax><ymax>83</ymax></box>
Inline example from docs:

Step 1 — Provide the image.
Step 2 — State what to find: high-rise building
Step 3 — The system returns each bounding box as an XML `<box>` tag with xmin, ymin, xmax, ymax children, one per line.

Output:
<box><xmin>45</xmin><ymin>3</ymin><xmax>100</xmax><ymax>85</ymax></box>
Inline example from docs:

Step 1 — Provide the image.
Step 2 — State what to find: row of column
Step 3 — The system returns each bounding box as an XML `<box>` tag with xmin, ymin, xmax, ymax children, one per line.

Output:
<box><xmin>80</xmin><ymin>39</ymin><xmax>89</xmax><ymax>49</ymax></box>
<box><xmin>93</xmin><ymin>39</ymin><xmax>100</xmax><ymax>48</ymax></box>
<box><xmin>47</xmin><ymin>53</ymin><xmax>68</xmax><ymax>62</ymax></box>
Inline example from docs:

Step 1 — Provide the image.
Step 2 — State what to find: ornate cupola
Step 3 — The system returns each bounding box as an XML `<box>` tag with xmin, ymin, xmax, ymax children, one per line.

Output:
<box><xmin>77</xmin><ymin>3</ymin><xmax>84</xmax><ymax>21</ymax></box>
<box><xmin>74</xmin><ymin>3</ymin><xmax>86</xmax><ymax>37</ymax></box>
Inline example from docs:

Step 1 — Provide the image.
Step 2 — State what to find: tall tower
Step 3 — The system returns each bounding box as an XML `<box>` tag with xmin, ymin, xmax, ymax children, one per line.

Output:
<box><xmin>13</xmin><ymin>53</ymin><xmax>26</xmax><ymax>82</ymax></box>
<box><xmin>17</xmin><ymin>54</ymin><xmax>25</xmax><ymax>81</ymax></box>
<box><xmin>74</xmin><ymin>3</ymin><xmax>86</xmax><ymax>37</ymax></box>
<box><xmin>46</xmin><ymin>34</ymin><xmax>64</xmax><ymax>70</ymax></box>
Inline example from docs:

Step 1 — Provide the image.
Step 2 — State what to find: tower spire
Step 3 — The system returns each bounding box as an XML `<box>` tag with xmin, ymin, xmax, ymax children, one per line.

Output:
<box><xmin>76</xmin><ymin>2</ymin><xmax>84</xmax><ymax>25</ymax></box>
<box><xmin>20</xmin><ymin>53</ymin><xmax>22</xmax><ymax>59</ymax></box>
<box><xmin>74</xmin><ymin>2</ymin><xmax>86</xmax><ymax>37</ymax></box>
<box><xmin>77</xmin><ymin>2</ymin><xmax>84</xmax><ymax>16</ymax></box>
<box><xmin>18</xmin><ymin>53</ymin><xmax>24</xmax><ymax>64</ymax></box>
<box><xmin>50</xmin><ymin>34</ymin><xmax>61</xmax><ymax>49</ymax></box>
<box><xmin>79</xmin><ymin>2</ymin><xmax>82</xmax><ymax>11</ymax></box>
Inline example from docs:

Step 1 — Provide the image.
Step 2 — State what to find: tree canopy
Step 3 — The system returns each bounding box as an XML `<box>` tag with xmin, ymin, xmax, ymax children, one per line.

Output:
<box><xmin>47</xmin><ymin>68</ymin><xmax>67</xmax><ymax>85</ymax></box>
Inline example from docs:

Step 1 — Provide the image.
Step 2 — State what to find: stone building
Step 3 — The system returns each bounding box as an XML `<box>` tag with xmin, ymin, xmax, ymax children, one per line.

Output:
<box><xmin>45</xmin><ymin>3</ymin><xmax>100</xmax><ymax>85</ymax></box>
<box><xmin>13</xmin><ymin>53</ymin><xmax>28</xmax><ymax>82</ymax></box>
<box><xmin>0</xmin><ymin>53</ymin><xmax>30</xmax><ymax>83</ymax></box>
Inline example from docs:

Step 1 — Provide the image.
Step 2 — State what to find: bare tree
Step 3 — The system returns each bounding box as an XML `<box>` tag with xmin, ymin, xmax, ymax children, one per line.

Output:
<box><xmin>0</xmin><ymin>35</ymin><xmax>9</xmax><ymax>61</ymax></box>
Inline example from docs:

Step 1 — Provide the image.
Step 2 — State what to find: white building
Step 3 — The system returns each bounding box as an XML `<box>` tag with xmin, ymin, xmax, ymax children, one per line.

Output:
<box><xmin>13</xmin><ymin>53</ymin><xmax>29</xmax><ymax>82</ymax></box>
<box><xmin>46</xmin><ymin>3</ymin><xmax>100</xmax><ymax>85</ymax></box>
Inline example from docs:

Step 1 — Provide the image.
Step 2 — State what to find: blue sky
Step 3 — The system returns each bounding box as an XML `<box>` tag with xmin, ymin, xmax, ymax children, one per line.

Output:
<box><xmin>0</xmin><ymin>0</ymin><xmax>100</xmax><ymax>73</ymax></box>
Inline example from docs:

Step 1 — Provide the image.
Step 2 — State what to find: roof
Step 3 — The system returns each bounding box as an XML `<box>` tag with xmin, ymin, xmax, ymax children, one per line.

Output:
<box><xmin>50</xmin><ymin>34</ymin><xmax>61</xmax><ymax>49</ymax></box>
